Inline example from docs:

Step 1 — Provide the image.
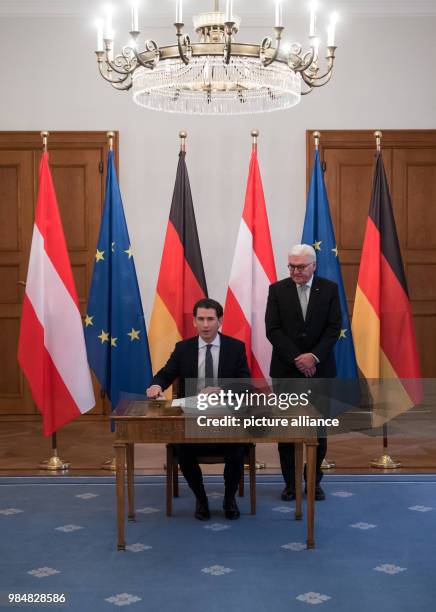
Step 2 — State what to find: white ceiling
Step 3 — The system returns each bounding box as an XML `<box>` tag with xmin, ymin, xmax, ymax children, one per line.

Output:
<box><xmin>0</xmin><ymin>0</ymin><xmax>435</xmax><ymax>19</ymax></box>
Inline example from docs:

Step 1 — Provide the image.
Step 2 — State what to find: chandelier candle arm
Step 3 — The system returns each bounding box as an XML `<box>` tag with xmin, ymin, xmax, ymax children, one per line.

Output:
<box><xmin>302</xmin><ymin>46</ymin><xmax>336</xmax><ymax>85</ymax></box>
<box><xmin>261</xmin><ymin>26</ymin><xmax>284</xmax><ymax>68</ymax></box>
<box><xmin>224</xmin><ymin>20</ymin><xmax>236</xmax><ymax>64</ymax></box>
<box><xmin>288</xmin><ymin>40</ymin><xmax>315</xmax><ymax>72</ymax></box>
<box><xmin>133</xmin><ymin>39</ymin><xmax>160</xmax><ymax>70</ymax></box>
<box><xmin>174</xmin><ymin>23</ymin><xmax>191</xmax><ymax>65</ymax></box>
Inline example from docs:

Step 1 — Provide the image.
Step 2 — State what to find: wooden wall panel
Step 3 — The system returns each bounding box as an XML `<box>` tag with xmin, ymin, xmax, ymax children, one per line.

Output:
<box><xmin>0</xmin><ymin>150</ymin><xmax>35</xmax><ymax>415</ymax></box>
<box><xmin>0</xmin><ymin>318</ymin><xmax>21</xmax><ymax>396</ymax></box>
<box><xmin>51</xmin><ymin>164</ymin><xmax>87</xmax><ymax>251</ymax></box>
<box><xmin>0</xmin><ymin>166</ymin><xmax>19</xmax><ymax>251</ymax></box>
<box><xmin>414</xmin><ymin>316</ymin><xmax>436</xmax><ymax>378</ymax></box>
<box><xmin>0</xmin><ymin>265</ymin><xmax>20</xmax><ymax>303</ymax></box>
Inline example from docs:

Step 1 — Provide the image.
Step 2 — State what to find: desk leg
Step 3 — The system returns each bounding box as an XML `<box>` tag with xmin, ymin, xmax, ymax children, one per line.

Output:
<box><xmin>306</xmin><ymin>441</ymin><xmax>317</xmax><ymax>549</ymax></box>
<box><xmin>126</xmin><ymin>443</ymin><xmax>135</xmax><ymax>522</ymax></box>
<box><xmin>166</xmin><ymin>445</ymin><xmax>173</xmax><ymax>517</ymax></box>
<box><xmin>115</xmin><ymin>443</ymin><xmax>126</xmax><ymax>551</ymax></box>
<box><xmin>294</xmin><ymin>443</ymin><xmax>303</xmax><ymax>520</ymax></box>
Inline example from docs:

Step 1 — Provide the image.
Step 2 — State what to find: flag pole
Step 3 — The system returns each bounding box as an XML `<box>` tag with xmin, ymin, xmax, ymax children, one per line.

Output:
<box><xmin>37</xmin><ymin>131</ymin><xmax>70</xmax><ymax>471</ymax></box>
<box><xmin>101</xmin><ymin>130</ymin><xmax>118</xmax><ymax>472</ymax></box>
<box><xmin>370</xmin><ymin>130</ymin><xmax>401</xmax><ymax>469</ymax></box>
<box><xmin>249</xmin><ymin>129</ymin><xmax>268</xmax><ymax>472</ymax></box>
<box><xmin>312</xmin><ymin>131</ymin><xmax>337</xmax><ymax>471</ymax></box>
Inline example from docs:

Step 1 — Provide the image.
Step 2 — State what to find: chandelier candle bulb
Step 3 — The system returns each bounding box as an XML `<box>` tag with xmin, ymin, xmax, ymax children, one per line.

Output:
<box><xmin>275</xmin><ymin>1</ymin><xmax>283</xmax><ymax>28</ymax></box>
<box><xmin>225</xmin><ymin>0</ymin><xmax>233</xmax><ymax>22</ymax></box>
<box><xmin>309</xmin><ymin>1</ymin><xmax>317</xmax><ymax>37</ymax></box>
<box><xmin>96</xmin><ymin>20</ymin><xmax>104</xmax><ymax>52</ymax></box>
<box><xmin>175</xmin><ymin>0</ymin><xmax>182</xmax><ymax>23</ymax></box>
<box><xmin>104</xmin><ymin>6</ymin><xmax>114</xmax><ymax>40</ymax></box>
<box><xmin>131</xmin><ymin>3</ymin><xmax>139</xmax><ymax>32</ymax></box>
<box><xmin>327</xmin><ymin>12</ymin><xmax>338</xmax><ymax>46</ymax></box>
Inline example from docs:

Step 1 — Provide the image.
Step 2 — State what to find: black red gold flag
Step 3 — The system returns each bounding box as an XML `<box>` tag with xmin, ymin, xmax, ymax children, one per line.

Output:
<box><xmin>148</xmin><ymin>150</ymin><xmax>207</xmax><ymax>381</ymax></box>
<box><xmin>352</xmin><ymin>153</ymin><xmax>421</xmax><ymax>418</ymax></box>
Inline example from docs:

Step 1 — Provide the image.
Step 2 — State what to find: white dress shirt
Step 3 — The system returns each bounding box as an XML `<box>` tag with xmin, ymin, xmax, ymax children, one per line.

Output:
<box><xmin>197</xmin><ymin>334</ymin><xmax>220</xmax><ymax>386</ymax></box>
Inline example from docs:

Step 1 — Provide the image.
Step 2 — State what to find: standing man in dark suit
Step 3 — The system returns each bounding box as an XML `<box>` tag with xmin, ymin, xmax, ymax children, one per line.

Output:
<box><xmin>146</xmin><ymin>298</ymin><xmax>250</xmax><ymax>521</ymax></box>
<box><xmin>265</xmin><ymin>244</ymin><xmax>341</xmax><ymax>501</ymax></box>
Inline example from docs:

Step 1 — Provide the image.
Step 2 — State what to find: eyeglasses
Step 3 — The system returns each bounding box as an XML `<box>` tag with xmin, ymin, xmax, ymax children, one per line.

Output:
<box><xmin>287</xmin><ymin>263</ymin><xmax>314</xmax><ymax>272</ymax></box>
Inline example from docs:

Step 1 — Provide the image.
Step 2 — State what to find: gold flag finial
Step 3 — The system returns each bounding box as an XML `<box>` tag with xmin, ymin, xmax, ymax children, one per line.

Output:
<box><xmin>107</xmin><ymin>131</ymin><xmax>115</xmax><ymax>151</ymax></box>
<box><xmin>179</xmin><ymin>130</ymin><xmax>187</xmax><ymax>151</ymax></box>
<box><xmin>251</xmin><ymin>129</ymin><xmax>259</xmax><ymax>150</ymax></box>
<box><xmin>374</xmin><ymin>130</ymin><xmax>382</xmax><ymax>152</ymax></box>
<box><xmin>41</xmin><ymin>131</ymin><xmax>49</xmax><ymax>151</ymax></box>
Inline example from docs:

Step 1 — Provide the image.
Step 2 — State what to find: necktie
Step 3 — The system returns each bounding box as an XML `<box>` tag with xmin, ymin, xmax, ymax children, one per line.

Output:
<box><xmin>205</xmin><ymin>344</ymin><xmax>213</xmax><ymax>385</ymax></box>
<box><xmin>299</xmin><ymin>284</ymin><xmax>309</xmax><ymax>320</ymax></box>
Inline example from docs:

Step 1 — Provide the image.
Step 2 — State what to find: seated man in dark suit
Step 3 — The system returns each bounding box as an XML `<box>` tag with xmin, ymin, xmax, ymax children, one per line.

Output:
<box><xmin>146</xmin><ymin>298</ymin><xmax>250</xmax><ymax>521</ymax></box>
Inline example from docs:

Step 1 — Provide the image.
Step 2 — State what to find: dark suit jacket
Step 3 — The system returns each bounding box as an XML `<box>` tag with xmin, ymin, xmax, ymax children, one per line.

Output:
<box><xmin>151</xmin><ymin>333</ymin><xmax>251</xmax><ymax>396</ymax></box>
<box><xmin>265</xmin><ymin>275</ymin><xmax>341</xmax><ymax>378</ymax></box>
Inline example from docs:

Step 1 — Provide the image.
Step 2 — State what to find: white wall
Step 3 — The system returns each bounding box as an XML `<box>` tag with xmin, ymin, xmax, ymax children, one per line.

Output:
<box><xmin>0</xmin><ymin>4</ymin><xmax>435</xmax><ymax>321</ymax></box>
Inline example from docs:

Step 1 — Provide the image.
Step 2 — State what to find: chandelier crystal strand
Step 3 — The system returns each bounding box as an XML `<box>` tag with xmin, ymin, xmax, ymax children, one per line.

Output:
<box><xmin>94</xmin><ymin>1</ymin><xmax>338</xmax><ymax>114</ymax></box>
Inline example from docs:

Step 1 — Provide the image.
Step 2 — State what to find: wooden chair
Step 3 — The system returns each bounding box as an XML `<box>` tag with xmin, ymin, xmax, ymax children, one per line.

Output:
<box><xmin>165</xmin><ymin>443</ymin><xmax>256</xmax><ymax>516</ymax></box>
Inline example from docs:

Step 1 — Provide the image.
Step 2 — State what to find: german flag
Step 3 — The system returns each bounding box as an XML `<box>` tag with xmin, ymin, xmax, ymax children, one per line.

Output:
<box><xmin>148</xmin><ymin>150</ymin><xmax>207</xmax><ymax>381</ymax></box>
<box><xmin>352</xmin><ymin>152</ymin><xmax>421</xmax><ymax>416</ymax></box>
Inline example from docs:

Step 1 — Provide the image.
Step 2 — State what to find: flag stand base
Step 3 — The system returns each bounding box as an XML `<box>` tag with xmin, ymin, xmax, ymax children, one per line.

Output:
<box><xmin>243</xmin><ymin>462</ymin><xmax>266</xmax><ymax>470</ymax></box>
<box><xmin>321</xmin><ymin>458</ymin><xmax>336</xmax><ymax>469</ymax></box>
<box><xmin>370</xmin><ymin>453</ymin><xmax>401</xmax><ymax>469</ymax></box>
<box><xmin>101</xmin><ymin>457</ymin><xmax>117</xmax><ymax>471</ymax></box>
<box><xmin>39</xmin><ymin>450</ymin><xmax>69</xmax><ymax>471</ymax></box>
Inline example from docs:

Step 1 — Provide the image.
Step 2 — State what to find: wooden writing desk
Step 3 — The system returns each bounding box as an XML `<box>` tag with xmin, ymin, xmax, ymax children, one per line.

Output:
<box><xmin>111</xmin><ymin>400</ymin><xmax>318</xmax><ymax>551</ymax></box>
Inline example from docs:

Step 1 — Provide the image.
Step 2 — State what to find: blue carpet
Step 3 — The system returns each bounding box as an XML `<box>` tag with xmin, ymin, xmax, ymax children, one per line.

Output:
<box><xmin>1</xmin><ymin>475</ymin><xmax>435</xmax><ymax>611</ymax></box>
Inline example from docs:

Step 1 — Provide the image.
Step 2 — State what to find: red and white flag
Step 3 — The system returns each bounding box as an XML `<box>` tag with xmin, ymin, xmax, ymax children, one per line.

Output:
<box><xmin>18</xmin><ymin>152</ymin><xmax>95</xmax><ymax>436</ymax></box>
<box><xmin>222</xmin><ymin>147</ymin><xmax>277</xmax><ymax>384</ymax></box>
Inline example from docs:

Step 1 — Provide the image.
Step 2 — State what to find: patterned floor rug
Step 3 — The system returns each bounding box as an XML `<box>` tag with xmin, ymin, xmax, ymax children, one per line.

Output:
<box><xmin>1</xmin><ymin>474</ymin><xmax>435</xmax><ymax>611</ymax></box>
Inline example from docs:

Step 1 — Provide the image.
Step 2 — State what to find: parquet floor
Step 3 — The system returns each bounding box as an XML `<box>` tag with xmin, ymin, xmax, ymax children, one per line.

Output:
<box><xmin>1</xmin><ymin>421</ymin><xmax>435</xmax><ymax>476</ymax></box>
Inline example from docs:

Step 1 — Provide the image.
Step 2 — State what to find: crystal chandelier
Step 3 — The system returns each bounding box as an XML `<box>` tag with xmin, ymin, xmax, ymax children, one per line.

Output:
<box><xmin>95</xmin><ymin>1</ymin><xmax>338</xmax><ymax>115</ymax></box>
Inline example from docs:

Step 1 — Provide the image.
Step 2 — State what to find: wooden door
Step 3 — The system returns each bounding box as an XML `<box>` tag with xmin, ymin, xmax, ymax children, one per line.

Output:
<box><xmin>0</xmin><ymin>131</ymin><xmax>118</xmax><ymax>422</ymax></box>
<box><xmin>306</xmin><ymin>130</ymin><xmax>436</xmax><ymax>376</ymax></box>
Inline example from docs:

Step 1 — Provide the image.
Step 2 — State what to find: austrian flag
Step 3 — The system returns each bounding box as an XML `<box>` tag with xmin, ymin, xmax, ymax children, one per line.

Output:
<box><xmin>223</xmin><ymin>144</ymin><xmax>277</xmax><ymax>384</ymax></box>
<box><xmin>18</xmin><ymin>152</ymin><xmax>95</xmax><ymax>435</ymax></box>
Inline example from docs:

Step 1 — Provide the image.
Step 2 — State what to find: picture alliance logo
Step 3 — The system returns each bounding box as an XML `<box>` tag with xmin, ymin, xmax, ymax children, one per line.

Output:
<box><xmin>196</xmin><ymin>389</ymin><xmax>311</xmax><ymax>411</ymax></box>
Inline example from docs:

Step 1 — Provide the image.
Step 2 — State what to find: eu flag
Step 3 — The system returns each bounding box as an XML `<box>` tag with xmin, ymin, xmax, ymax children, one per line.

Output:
<box><xmin>84</xmin><ymin>151</ymin><xmax>152</xmax><ymax>409</ymax></box>
<box><xmin>302</xmin><ymin>150</ymin><xmax>358</xmax><ymax>378</ymax></box>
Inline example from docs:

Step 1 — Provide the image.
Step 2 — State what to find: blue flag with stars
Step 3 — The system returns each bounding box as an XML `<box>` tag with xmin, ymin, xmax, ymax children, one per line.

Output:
<box><xmin>84</xmin><ymin>151</ymin><xmax>152</xmax><ymax>410</ymax></box>
<box><xmin>302</xmin><ymin>150</ymin><xmax>358</xmax><ymax>378</ymax></box>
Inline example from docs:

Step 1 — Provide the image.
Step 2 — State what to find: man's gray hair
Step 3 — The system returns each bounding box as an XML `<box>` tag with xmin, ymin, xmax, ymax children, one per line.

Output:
<box><xmin>288</xmin><ymin>244</ymin><xmax>316</xmax><ymax>262</ymax></box>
